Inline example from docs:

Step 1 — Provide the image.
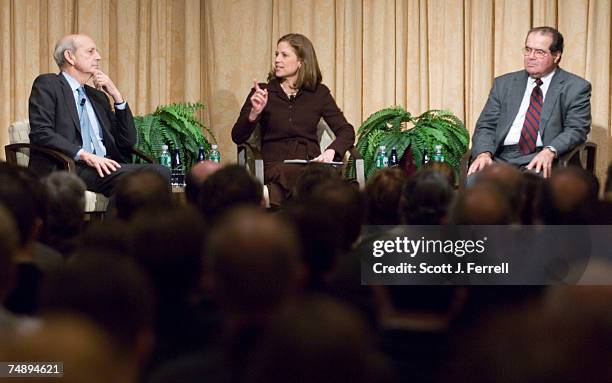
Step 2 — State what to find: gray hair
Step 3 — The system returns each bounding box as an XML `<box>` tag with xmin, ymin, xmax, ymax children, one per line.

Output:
<box><xmin>53</xmin><ymin>36</ymin><xmax>78</xmax><ymax>68</ymax></box>
<box><xmin>43</xmin><ymin>171</ymin><xmax>86</xmax><ymax>232</ymax></box>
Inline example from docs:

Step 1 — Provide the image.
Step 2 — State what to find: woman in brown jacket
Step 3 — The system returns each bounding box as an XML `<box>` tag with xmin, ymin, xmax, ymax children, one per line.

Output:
<box><xmin>232</xmin><ymin>33</ymin><xmax>355</xmax><ymax>207</ymax></box>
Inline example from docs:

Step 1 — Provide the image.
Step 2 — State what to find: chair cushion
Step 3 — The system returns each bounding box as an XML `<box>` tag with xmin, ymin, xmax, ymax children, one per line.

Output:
<box><xmin>9</xmin><ymin>120</ymin><xmax>31</xmax><ymax>167</ymax></box>
<box><xmin>84</xmin><ymin>190</ymin><xmax>109</xmax><ymax>212</ymax></box>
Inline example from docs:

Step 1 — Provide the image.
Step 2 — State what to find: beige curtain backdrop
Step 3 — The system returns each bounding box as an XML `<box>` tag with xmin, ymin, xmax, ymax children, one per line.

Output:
<box><xmin>1</xmin><ymin>0</ymin><xmax>611</xmax><ymax>182</ymax></box>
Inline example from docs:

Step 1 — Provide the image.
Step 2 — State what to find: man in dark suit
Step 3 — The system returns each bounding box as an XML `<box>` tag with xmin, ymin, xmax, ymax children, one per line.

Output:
<box><xmin>468</xmin><ymin>26</ymin><xmax>591</xmax><ymax>179</ymax></box>
<box><xmin>29</xmin><ymin>34</ymin><xmax>169</xmax><ymax>196</ymax></box>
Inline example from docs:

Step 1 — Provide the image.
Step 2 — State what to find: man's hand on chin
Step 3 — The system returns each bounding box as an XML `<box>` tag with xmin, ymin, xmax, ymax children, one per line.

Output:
<box><xmin>525</xmin><ymin>148</ymin><xmax>556</xmax><ymax>178</ymax></box>
<box><xmin>79</xmin><ymin>151</ymin><xmax>121</xmax><ymax>178</ymax></box>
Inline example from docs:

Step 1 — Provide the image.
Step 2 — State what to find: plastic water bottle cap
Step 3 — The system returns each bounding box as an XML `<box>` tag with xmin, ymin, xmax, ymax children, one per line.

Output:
<box><xmin>212</xmin><ymin>144</ymin><xmax>218</xmax><ymax>149</ymax></box>
<box><xmin>162</xmin><ymin>144</ymin><xmax>168</xmax><ymax>150</ymax></box>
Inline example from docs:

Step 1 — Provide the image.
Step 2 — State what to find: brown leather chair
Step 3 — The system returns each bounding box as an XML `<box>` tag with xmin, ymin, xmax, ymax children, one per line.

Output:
<box><xmin>5</xmin><ymin>119</ymin><xmax>155</xmax><ymax>219</ymax></box>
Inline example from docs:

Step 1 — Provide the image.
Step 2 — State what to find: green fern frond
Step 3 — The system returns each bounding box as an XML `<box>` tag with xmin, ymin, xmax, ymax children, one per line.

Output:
<box><xmin>133</xmin><ymin>101</ymin><xmax>216</xmax><ymax>171</ymax></box>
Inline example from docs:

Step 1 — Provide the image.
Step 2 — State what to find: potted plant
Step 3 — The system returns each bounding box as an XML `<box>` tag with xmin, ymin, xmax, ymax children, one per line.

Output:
<box><xmin>347</xmin><ymin>107</ymin><xmax>469</xmax><ymax>180</ymax></box>
<box><xmin>133</xmin><ymin>102</ymin><xmax>217</xmax><ymax>170</ymax></box>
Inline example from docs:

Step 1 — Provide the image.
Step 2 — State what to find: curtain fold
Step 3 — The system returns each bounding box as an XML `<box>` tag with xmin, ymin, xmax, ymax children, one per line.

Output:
<box><xmin>1</xmin><ymin>0</ymin><xmax>611</xmax><ymax>181</ymax></box>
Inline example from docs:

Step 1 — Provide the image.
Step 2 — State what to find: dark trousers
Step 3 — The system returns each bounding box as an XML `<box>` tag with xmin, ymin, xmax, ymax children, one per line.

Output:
<box><xmin>466</xmin><ymin>145</ymin><xmax>544</xmax><ymax>186</ymax></box>
<box><xmin>495</xmin><ymin>144</ymin><xmax>543</xmax><ymax>169</ymax></box>
<box><xmin>76</xmin><ymin>162</ymin><xmax>171</xmax><ymax>197</ymax></box>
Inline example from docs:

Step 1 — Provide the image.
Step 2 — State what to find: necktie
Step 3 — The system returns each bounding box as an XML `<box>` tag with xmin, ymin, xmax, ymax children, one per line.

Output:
<box><xmin>518</xmin><ymin>78</ymin><xmax>543</xmax><ymax>154</ymax></box>
<box><xmin>77</xmin><ymin>87</ymin><xmax>106</xmax><ymax>157</ymax></box>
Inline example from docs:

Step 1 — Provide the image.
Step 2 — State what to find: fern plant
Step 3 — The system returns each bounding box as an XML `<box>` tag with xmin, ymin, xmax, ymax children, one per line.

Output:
<box><xmin>133</xmin><ymin>102</ymin><xmax>217</xmax><ymax>170</ymax></box>
<box><xmin>347</xmin><ymin>107</ymin><xmax>469</xmax><ymax>180</ymax></box>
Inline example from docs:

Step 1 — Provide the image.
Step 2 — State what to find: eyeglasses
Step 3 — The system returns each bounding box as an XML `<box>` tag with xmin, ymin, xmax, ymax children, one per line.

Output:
<box><xmin>522</xmin><ymin>47</ymin><xmax>551</xmax><ymax>58</ymax></box>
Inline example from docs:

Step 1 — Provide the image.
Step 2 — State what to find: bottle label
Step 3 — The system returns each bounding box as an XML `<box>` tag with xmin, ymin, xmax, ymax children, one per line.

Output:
<box><xmin>160</xmin><ymin>155</ymin><xmax>171</xmax><ymax>168</ymax></box>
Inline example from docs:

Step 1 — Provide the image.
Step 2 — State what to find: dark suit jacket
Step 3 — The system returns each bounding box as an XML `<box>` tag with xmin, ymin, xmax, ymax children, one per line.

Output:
<box><xmin>472</xmin><ymin>68</ymin><xmax>591</xmax><ymax>157</ymax></box>
<box><xmin>231</xmin><ymin>79</ymin><xmax>355</xmax><ymax>163</ymax></box>
<box><xmin>28</xmin><ymin>73</ymin><xmax>137</xmax><ymax>175</ymax></box>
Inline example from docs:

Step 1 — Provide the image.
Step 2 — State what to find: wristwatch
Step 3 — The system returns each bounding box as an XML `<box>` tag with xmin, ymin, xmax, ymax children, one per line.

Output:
<box><xmin>544</xmin><ymin>146</ymin><xmax>558</xmax><ymax>158</ymax></box>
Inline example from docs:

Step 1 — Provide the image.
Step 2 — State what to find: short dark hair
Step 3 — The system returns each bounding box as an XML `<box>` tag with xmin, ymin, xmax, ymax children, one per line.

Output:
<box><xmin>198</xmin><ymin>165</ymin><xmax>262</xmax><ymax>222</ymax></box>
<box><xmin>528</xmin><ymin>26</ymin><xmax>564</xmax><ymax>53</ymax></box>
<box><xmin>114</xmin><ymin>170</ymin><xmax>172</xmax><ymax>221</ymax></box>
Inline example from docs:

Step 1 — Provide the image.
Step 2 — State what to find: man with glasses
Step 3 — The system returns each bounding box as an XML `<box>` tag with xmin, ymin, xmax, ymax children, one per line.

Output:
<box><xmin>469</xmin><ymin>27</ymin><xmax>591</xmax><ymax>179</ymax></box>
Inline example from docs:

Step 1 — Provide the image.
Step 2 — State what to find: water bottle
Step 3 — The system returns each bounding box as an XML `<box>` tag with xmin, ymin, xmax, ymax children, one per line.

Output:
<box><xmin>422</xmin><ymin>149</ymin><xmax>430</xmax><ymax>165</ymax></box>
<box><xmin>388</xmin><ymin>146</ymin><xmax>399</xmax><ymax>167</ymax></box>
<box><xmin>208</xmin><ymin>144</ymin><xmax>221</xmax><ymax>163</ymax></box>
<box><xmin>432</xmin><ymin>144</ymin><xmax>445</xmax><ymax>163</ymax></box>
<box><xmin>159</xmin><ymin>144</ymin><xmax>171</xmax><ymax>170</ymax></box>
<box><xmin>197</xmin><ymin>145</ymin><xmax>206</xmax><ymax>162</ymax></box>
<box><xmin>171</xmin><ymin>148</ymin><xmax>185</xmax><ymax>187</ymax></box>
<box><xmin>375</xmin><ymin>145</ymin><xmax>388</xmax><ymax>169</ymax></box>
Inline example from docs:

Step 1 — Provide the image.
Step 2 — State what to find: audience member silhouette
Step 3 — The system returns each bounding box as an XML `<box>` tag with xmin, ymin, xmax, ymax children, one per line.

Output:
<box><xmin>247</xmin><ymin>296</ymin><xmax>390</xmax><ymax>383</ymax></box>
<box><xmin>39</xmin><ymin>256</ymin><xmax>155</xmax><ymax>378</ymax></box>
<box><xmin>197</xmin><ymin>165</ymin><xmax>263</xmax><ymax>223</ymax></box>
<box><xmin>364</xmin><ymin>168</ymin><xmax>407</xmax><ymax>225</ymax></box>
<box><xmin>114</xmin><ymin>169</ymin><xmax>173</xmax><ymax>222</ymax></box>
<box><xmin>148</xmin><ymin>207</ymin><xmax>302</xmax><ymax>383</ymax></box>
<box><xmin>41</xmin><ymin>171</ymin><xmax>86</xmax><ymax>256</ymax></box>
<box><xmin>400</xmin><ymin>168</ymin><xmax>455</xmax><ymax>225</ymax></box>
<box><xmin>185</xmin><ymin>160</ymin><xmax>222</xmax><ymax>205</ymax></box>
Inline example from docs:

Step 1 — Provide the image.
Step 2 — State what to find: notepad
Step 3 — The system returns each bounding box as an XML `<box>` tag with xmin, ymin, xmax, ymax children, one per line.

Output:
<box><xmin>284</xmin><ymin>159</ymin><xmax>344</xmax><ymax>166</ymax></box>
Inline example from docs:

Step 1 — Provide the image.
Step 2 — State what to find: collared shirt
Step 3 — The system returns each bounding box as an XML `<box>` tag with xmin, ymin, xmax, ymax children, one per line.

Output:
<box><xmin>503</xmin><ymin>69</ymin><xmax>556</xmax><ymax>146</ymax></box>
<box><xmin>61</xmin><ymin>72</ymin><xmax>126</xmax><ymax>159</ymax></box>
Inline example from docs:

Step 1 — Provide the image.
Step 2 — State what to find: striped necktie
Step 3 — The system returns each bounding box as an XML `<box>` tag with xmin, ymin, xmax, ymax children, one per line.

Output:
<box><xmin>518</xmin><ymin>78</ymin><xmax>543</xmax><ymax>154</ymax></box>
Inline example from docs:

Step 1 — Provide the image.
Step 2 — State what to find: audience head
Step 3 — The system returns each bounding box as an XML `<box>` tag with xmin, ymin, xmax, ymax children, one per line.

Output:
<box><xmin>131</xmin><ymin>206</ymin><xmax>206</xmax><ymax>302</ymax></box>
<box><xmin>0</xmin><ymin>163</ymin><xmax>38</xmax><ymax>248</ymax></box>
<box><xmin>444</xmin><ymin>286</ymin><xmax>612</xmax><ymax>383</ymax></box>
<box><xmin>0</xmin><ymin>204</ymin><xmax>18</xmax><ymax>301</ymax></box>
<box><xmin>114</xmin><ymin>170</ymin><xmax>172</xmax><ymax>221</ymax></box>
<box><xmin>283</xmin><ymin>199</ymin><xmax>339</xmax><ymax>289</ymax></box>
<box><xmin>40</xmin><ymin>256</ymin><xmax>155</xmax><ymax>364</ymax></box>
<box><xmin>540</xmin><ymin>166</ymin><xmax>598</xmax><ymax>224</ymax></box>
<box><xmin>1</xmin><ymin>314</ymin><xmax>132</xmax><ymax>383</ymax></box>
<box><xmin>43</xmin><ymin>171</ymin><xmax>85</xmax><ymax>244</ymax></box>
<box><xmin>185</xmin><ymin>160</ymin><xmax>222</xmax><ymax>205</ymax></box>
<box><xmin>451</xmin><ymin>183</ymin><xmax>512</xmax><ymax>225</ymax></box>
<box><xmin>75</xmin><ymin>219</ymin><xmax>132</xmax><ymax>260</ymax></box>
<box><xmin>519</xmin><ymin>172</ymin><xmax>546</xmax><ymax>224</ymax></box>
<box><xmin>364</xmin><ymin>167</ymin><xmax>407</xmax><ymax>225</ymax></box>
<box><xmin>198</xmin><ymin>165</ymin><xmax>263</xmax><ymax>223</ymax></box>
<box><xmin>207</xmin><ymin>207</ymin><xmax>301</xmax><ymax>318</ymax></box>
<box><xmin>400</xmin><ymin>168</ymin><xmax>454</xmax><ymax>225</ymax></box>
<box><xmin>421</xmin><ymin>161</ymin><xmax>457</xmax><ymax>187</ymax></box>
<box><xmin>247</xmin><ymin>296</ymin><xmax>386</xmax><ymax>383</ymax></box>
<box><xmin>292</xmin><ymin>162</ymin><xmax>341</xmax><ymax>202</ymax></box>
<box><xmin>473</xmin><ymin>163</ymin><xmax>523</xmax><ymax>216</ymax></box>
<box><xmin>312</xmin><ymin>179</ymin><xmax>364</xmax><ymax>250</ymax></box>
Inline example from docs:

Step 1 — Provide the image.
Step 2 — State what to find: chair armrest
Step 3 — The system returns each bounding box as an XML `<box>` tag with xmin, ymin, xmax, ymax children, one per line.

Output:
<box><xmin>237</xmin><ymin>142</ymin><xmax>264</xmax><ymax>184</ymax></box>
<box><xmin>5</xmin><ymin>143</ymin><xmax>76</xmax><ymax>172</ymax></box>
<box><xmin>131</xmin><ymin>147</ymin><xmax>156</xmax><ymax>164</ymax></box>
<box><xmin>458</xmin><ymin>150</ymin><xmax>472</xmax><ymax>191</ymax></box>
<box><xmin>557</xmin><ymin>142</ymin><xmax>597</xmax><ymax>174</ymax></box>
<box><xmin>558</xmin><ymin>143</ymin><xmax>585</xmax><ymax>168</ymax></box>
<box><xmin>348</xmin><ymin>146</ymin><xmax>365</xmax><ymax>189</ymax></box>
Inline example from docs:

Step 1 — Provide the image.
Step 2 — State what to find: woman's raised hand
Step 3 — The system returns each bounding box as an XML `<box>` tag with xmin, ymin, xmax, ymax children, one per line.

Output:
<box><xmin>248</xmin><ymin>80</ymin><xmax>268</xmax><ymax>122</ymax></box>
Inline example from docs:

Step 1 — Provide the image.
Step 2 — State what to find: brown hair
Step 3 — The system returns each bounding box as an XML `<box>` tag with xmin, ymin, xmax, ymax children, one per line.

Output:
<box><xmin>267</xmin><ymin>33</ymin><xmax>322</xmax><ymax>91</ymax></box>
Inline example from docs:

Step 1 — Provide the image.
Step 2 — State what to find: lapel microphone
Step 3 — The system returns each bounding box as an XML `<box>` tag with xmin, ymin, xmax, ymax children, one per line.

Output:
<box><xmin>80</xmin><ymin>98</ymin><xmax>86</xmax><ymax>106</ymax></box>
<box><xmin>289</xmin><ymin>95</ymin><xmax>295</xmax><ymax>102</ymax></box>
